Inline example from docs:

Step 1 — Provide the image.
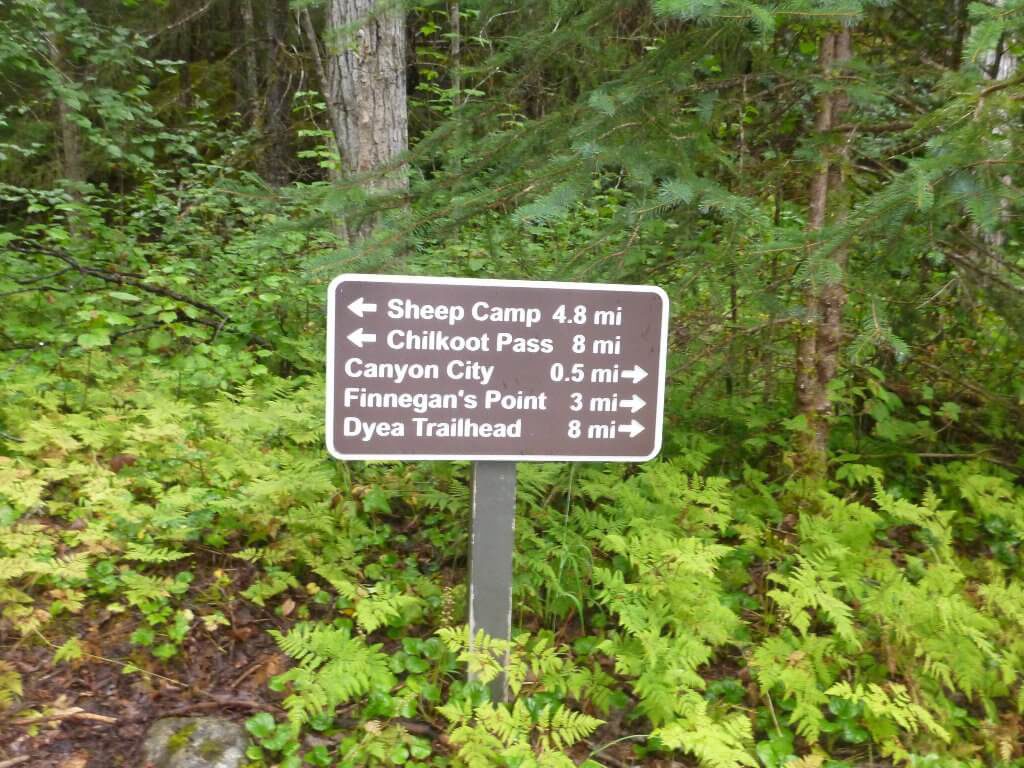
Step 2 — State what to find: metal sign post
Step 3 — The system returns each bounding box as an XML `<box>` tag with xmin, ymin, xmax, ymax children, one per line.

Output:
<box><xmin>469</xmin><ymin>461</ymin><xmax>516</xmax><ymax>701</ymax></box>
<box><xmin>325</xmin><ymin>274</ymin><xmax>668</xmax><ymax>700</ymax></box>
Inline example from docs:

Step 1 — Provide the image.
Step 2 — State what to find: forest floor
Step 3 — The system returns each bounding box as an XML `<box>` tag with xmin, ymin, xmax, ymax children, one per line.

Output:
<box><xmin>1</xmin><ymin>574</ymin><xmax>286</xmax><ymax>768</ymax></box>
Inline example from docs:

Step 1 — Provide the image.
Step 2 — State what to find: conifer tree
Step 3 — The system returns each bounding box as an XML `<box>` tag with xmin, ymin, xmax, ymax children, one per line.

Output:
<box><xmin>794</xmin><ymin>26</ymin><xmax>853</xmax><ymax>480</ymax></box>
<box><xmin>320</xmin><ymin>0</ymin><xmax>409</xmax><ymax>241</ymax></box>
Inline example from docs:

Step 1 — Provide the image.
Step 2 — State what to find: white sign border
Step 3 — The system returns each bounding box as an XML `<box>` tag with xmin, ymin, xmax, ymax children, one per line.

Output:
<box><xmin>326</xmin><ymin>273</ymin><xmax>669</xmax><ymax>462</ymax></box>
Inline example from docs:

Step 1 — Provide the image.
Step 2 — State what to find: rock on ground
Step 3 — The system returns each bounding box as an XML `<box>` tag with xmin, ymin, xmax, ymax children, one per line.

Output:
<box><xmin>142</xmin><ymin>717</ymin><xmax>249</xmax><ymax>768</ymax></box>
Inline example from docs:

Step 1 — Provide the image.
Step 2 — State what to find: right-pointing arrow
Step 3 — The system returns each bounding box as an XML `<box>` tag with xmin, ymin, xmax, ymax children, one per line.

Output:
<box><xmin>618</xmin><ymin>419</ymin><xmax>645</xmax><ymax>438</ymax></box>
<box><xmin>619</xmin><ymin>395</ymin><xmax>646</xmax><ymax>413</ymax></box>
<box><xmin>621</xmin><ymin>365</ymin><xmax>648</xmax><ymax>383</ymax></box>
<box><xmin>347</xmin><ymin>328</ymin><xmax>377</xmax><ymax>348</ymax></box>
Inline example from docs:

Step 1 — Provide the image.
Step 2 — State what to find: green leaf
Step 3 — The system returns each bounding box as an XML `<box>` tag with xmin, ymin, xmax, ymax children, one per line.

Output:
<box><xmin>245</xmin><ymin>712</ymin><xmax>277</xmax><ymax>740</ymax></box>
<box><xmin>305</xmin><ymin>745</ymin><xmax>332</xmax><ymax>766</ymax></box>
<box><xmin>77</xmin><ymin>331</ymin><xmax>111</xmax><ymax>349</ymax></box>
<box><xmin>108</xmin><ymin>291</ymin><xmax>141</xmax><ymax>302</ymax></box>
<box><xmin>152</xmin><ymin>642</ymin><xmax>178</xmax><ymax>660</ymax></box>
<box><xmin>404</xmin><ymin>655</ymin><xmax>430</xmax><ymax>674</ymax></box>
<box><xmin>130</xmin><ymin>626</ymin><xmax>156</xmax><ymax>646</ymax></box>
<box><xmin>54</xmin><ymin>637</ymin><xmax>83</xmax><ymax>664</ymax></box>
<box><xmin>147</xmin><ymin>329</ymin><xmax>172</xmax><ymax>350</ymax></box>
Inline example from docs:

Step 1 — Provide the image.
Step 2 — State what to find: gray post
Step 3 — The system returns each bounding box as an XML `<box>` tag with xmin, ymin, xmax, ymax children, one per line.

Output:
<box><xmin>469</xmin><ymin>461</ymin><xmax>517</xmax><ymax>702</ymax></box>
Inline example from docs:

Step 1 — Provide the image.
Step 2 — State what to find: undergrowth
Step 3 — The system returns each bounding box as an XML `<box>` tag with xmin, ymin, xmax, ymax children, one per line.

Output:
<box><xmin>2</xmin><ymin>347</ymin><xmax>1022</xmax><ymax>766</ymax></box>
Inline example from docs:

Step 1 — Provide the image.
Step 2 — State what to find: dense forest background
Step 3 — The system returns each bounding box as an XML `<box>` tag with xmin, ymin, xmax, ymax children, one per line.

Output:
<box><xmin>2</xmin><ymin>0</ymin><xmax>1024</xmax><ymax>766</ymax></box>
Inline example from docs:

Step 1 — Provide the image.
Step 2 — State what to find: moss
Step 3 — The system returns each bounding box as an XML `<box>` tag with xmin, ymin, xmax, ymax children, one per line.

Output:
<box><xmin>198</xmin><ymin>739</ymin><xmax>227</xmax><ymax>760</ymax></box>
<box><xmin>166</xmin><ymin>722</ymin><xmax>198</xmax><ymax>754</ymax></box>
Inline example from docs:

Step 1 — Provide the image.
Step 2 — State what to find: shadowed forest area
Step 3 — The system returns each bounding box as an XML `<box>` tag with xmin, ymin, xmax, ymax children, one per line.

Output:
<box><xmin>2</xmin><ymin>0</ymin><xmax>1024</xmax><ymax>766</ymax></box>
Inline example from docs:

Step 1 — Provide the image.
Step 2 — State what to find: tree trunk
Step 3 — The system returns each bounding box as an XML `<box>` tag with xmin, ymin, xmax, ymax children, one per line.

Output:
<box><xmin>322</xmin><ymin>0</ymin><xmax>408</xmax><ymax>241</ymax></box>
<box><xmin>974</xmin><ymin>0</ymin><xmax>1017</xmax><ymax>273</ymax></box>
<box><xmin>46</xmin><ymin>32</ymin><xmax>84</xmax><ymax>187</ymax></box>
<box><xmin>239</xmin><ymin>0</ymin><xmax>260</xmax><ymax>124</ymax></box>
<box><xmin>945</xmin><ymin>0</ymin><xmax>966</xmax><ymax>69</ymax></box>
<box><xmin>262</xmin><ymin>0</ymin><xmax>295</xmax><ymax>186</ymax></box>
<box><xmin>449</xmin><ymin>0</ymin><xmax>461</xmax><ymax>107</ymax></box>
<box><xmin>794</xmin><ymin>27</ymin><xmax>853</xmax><ymax>480</ymax></box>
<box><xmin>301</xmin><ymin>8</ymin><xmax>346</xmax><ymax>184</ymax></box>
<box><xmin>181</xmin><ymin>17</ymin><xmax>197</xmax><ymax>110</ymax></box>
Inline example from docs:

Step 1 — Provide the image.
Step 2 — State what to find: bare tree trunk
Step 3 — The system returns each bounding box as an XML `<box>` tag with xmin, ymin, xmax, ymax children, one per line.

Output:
<box><xmin>449</xmin><ymin>0</ymin><xmax>461</xmax><ymax>107</ymax></box>
<box><xmin>947</xmin><ymin>0</ymin><xmax>967</xmax><ymax>69</ymax></box>
<box><xmin>262</xmin><ymin>0</ymin><xmax>295</xmax><ymax>186</ymax></box>
<box><xmin>240</xmin><ymin>0</ymin><xmax>260</xmax><ymax>124</ymax></box>
<box><xmin>969</xmin><ymin>0</ymin><xmax>1017</xmax><ymax>293</ymax></box>
<box><xmin>794</xmin><ymin>27</ymin><xmax>853</xmax><ymax>480</ymax></box>
<box><xmin>301</xmin><ymin>8</ymin><xmax>346</xmax><ymax>184</ymax></box>
<box><xmin>815</xmin><ymin>28</ymin><xmax>852</xmax><ymax>403</ymax></box>
<box><xmin>46</xmin><ymin>32</ymin><xmax>84</xmax><ymax>187</ymax></box>
<box><xmin>322</xmin><ymin>0</ymin><xmax>408</xmax><ymax>241</ymax></box>
<box><xmin>177</xmin><ymin>22</ymin><xmax>194</xmax><ymax>111</ymax></box>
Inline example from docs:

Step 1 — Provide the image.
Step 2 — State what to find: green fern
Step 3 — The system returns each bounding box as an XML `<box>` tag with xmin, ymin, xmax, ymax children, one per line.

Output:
<box><xmin>441</xmin><ymin>698</ymin><xmax>602</xmax><ymax>768</ymax></box>
<box><xmin>767</xmin><ymin>549</ymin><xmax>859</xmax><ymax>646</ymax></box>
<box><xmin>751</xmin><ymin>633</ymin><xmax>843</xmax><ymax>741</ymax></box>
<box><xmin>0</xmin><ymin>661</ymin><xmax>22</xmax><ymax>709</ymax></box>
<box><xmin>122</xmin><ymin>544</ymin><xmax>191</xmax><ymax>563</ymax></box>
<box><xmin>654</xmin><ymin>692</ymin><xmax>756</xmax><ymax>768</ymax></box>
<box><xmin>270</xmin><ymin>622</ymin><xmax>395</xmax><ymax>730</ymax></box>
<box><xmin>826</xmin><ymin>682</ymin><xmax>950</xmax><ymax>759</ymax></box>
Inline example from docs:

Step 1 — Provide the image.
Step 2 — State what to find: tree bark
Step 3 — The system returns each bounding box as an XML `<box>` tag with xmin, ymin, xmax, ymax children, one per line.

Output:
<box><xmin>262</xmin><ymin>0</ymin><xmax>295</xmax><ymax>186</ymax></box>
<box><xmin>794</xmin><ymin>27</ymin><xmax>853</xmax><ymax>480</ymax></box>
<box><xmin>239</xmin><ymin>0</ymin><xmax>260</xmax><ymax>123</ymax></box>
<box><xmin>177</xmin><ymin>22</ymin><xmax>194</xmax><ymax>111</ymax></box>
<box><xmin>973</xmin><ymin>0</ymin><xmax>1017</xmax><ymax>278</ymax></box>
<box><xmin>449</xmin><ymin>0</ymin><xmax>461</xmax><ymax>108</ymax></box>
<box><xmin>815</xmin><ymin>29</ymin><xmax>852</xmax><ymax>395</ymax></box>
<box><xmin>46</xmin><ymin>32</ymin><xmax>84</xmax><ymax>186</ymax></box>
<box><xmin>322</xmin><ymin>0</ymin><xmax>408</xmax><ymax>241</ymax></box>
<box><xmin>947</xmin><ymin>0</ymin><xmax>966</xmax><ymax>69</ymax></box>
<box><xmin>302</xmin><ymin>8</ymin><xmax>346</xmax><ymax>184</ymax></box>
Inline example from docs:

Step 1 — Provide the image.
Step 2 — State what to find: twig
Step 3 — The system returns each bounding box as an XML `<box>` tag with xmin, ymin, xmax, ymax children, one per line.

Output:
<box><xmin>145</xmin><ymin>0</ymin><xmax>218</xmax><ymax>41</ymax></box>
<box><xmin>12</xmin><ymin>267</ymin><xmax>73</xmax><ymax>285</ymax></box>
<box><xmin>0</xmin><ymin>284</ymin><xmax>72</xmax><ymax>298</ymax></box>
<box><xmin>0</xmin><ymin>756</ymin><xmax>31</xmax><ymax>768</ymax></box>
<box><xmin>228</xmin><ymin>661</ymin><xmax>265</xmax><ymax>690</ymax></box>
<box><xmin>149</xmin><ymin>697</ymin><xmax>278</xmax><ymax>720</ymax></box>
<box><xmin>8</xmin><ymin>708</ymin><xmax>118</xmax><ymax>727</ymax></box>
<box><xmin>30</xmin><ymin>629</ymin><xmax>190</xmax><ymax>691</ymax></box>
<box><xmin>15</xmin><ymin>245</ymin><xmax>229</xmax><ymax>322</ymax></box>
<box><xmin>979</xmin><ymin>70</ymin><xmax>1024</xmax><ymax>98</ymax></box>
<box><xmin>110</xmin><ymin>322</ymin><xmax>164</xmax><ymax>342</ymax></box>
<box><xmin>858</xmin><ymin>451</ymin><xmax>1021</xmax><ymax>472</ymax></box>
<box><xmin>911</xmin><ymin>358</ymin><xmax>1024</xmax><ymax>415</ymax></box>
<box><xmin>828</xmin><ymin>120</ymin><xmax>913</xmax><ymax>134</ymax></box>
<box><xmin>9</xmin><ymin>243</ymin><xmax>273</xmax><ymax>349</ymax></box>
<box><xmin>585</xmin><ymin>733</ymin><xmax>647</xmax><ymax>767</ymax></box>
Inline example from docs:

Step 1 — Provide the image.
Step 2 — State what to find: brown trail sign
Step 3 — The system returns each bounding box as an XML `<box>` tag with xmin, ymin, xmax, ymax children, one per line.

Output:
<box><xmin>325</xmin><ymin>274</ymin><xmax>668</xmax><ymax>701</ymax></box>
<box><xmin>326</xmin><ymin>275</ymin><xmax>668</xmax><ymax>461</ymax></box>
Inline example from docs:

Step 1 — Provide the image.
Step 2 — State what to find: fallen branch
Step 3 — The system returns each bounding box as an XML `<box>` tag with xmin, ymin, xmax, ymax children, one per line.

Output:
<box><xmin>8</xmin><ymin>707</ymin><xmax>118</xmax><ymax>727</ymax></box>
<box><xmin>149</xmin><ymin>697</ymin><xmax>278</xmax><ymax>720</ymax></box>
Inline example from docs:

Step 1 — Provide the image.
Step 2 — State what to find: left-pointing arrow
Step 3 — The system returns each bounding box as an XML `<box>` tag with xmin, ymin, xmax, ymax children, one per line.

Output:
<box><xmin>347</xmin><ymin>328</ymin><xmax>377</xmax><ymax>348</ymax></box>
<box><xmin>348</xmin><ymin>297</ymin><xmax>378</xmax><ymax>317</ymax></box>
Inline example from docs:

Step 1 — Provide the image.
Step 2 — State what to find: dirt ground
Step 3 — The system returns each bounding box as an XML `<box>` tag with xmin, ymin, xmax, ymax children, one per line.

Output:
<box><xmin>1</xmin><ymin>602</ymin><xmax>285</xmax><ymax>768</ymax></box>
